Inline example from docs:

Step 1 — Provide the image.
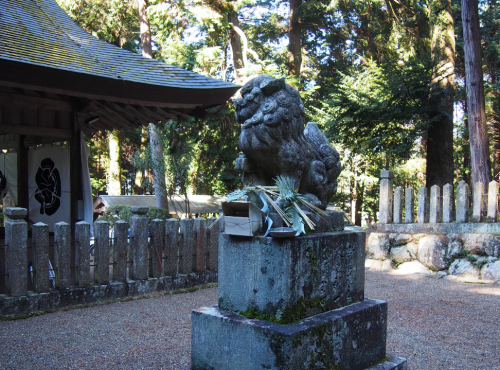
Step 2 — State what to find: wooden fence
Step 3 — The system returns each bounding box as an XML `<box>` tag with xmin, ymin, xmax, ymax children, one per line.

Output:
<box><xmin>0</xmin><ymin>206</ymin><xmax>221</xmax><ymax>298</ymax></box>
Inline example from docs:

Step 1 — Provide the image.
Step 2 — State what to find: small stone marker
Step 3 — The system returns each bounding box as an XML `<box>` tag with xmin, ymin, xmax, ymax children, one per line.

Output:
<box><xmin>456</xmin><ymin>180</ymin><xmax>469</xmax><ymax>223</ymax></box>
<box><xmin>417</xmin><ymin>186</ymin><xmax>428</xmax><ymax>223</ymax></box>
<box><xmin>393</xmin><ymin>187</ymin><xmax>403</xmax><ymax>223</ymax></box>
<box><xmin>430</xmin><ymin>185</ymin><xmax>442</xmax><ymax>223</ymax></box>
<box><xmin>379</xmin><ymin>170</ymin><xmax>394</xmax><ymax>224</ymax></box>
<box><xmin>405</xmin><ymin>187</ymin><xmax>414</xmax><ymax>223</ymax></box>
<box><xmin>442</xmin><ymin>183</ymin><xmax>454</xmax><ymax>223</ymax></box>
<box><xmin>487</xmin><ymin>180</ymin><xmax>498</xmax><ymax>222</ymax></box>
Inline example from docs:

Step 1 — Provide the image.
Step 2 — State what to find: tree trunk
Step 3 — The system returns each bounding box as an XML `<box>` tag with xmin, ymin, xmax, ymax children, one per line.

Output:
<box><xmin>133</xmin><ymin>126</ymin><xmax>148</xmax><ymax>195</ymax></box>
<box><xmin>149</xmin><ymin>123</ymin><xmax>168</xmax><ymax>209</ymax></box>
<box><xmin>108</xmin><ymin>130</ymin><xmax>122</xmax><ymax>195</ymax></box>
<box><xmin>228</xmin><ymin>13</ymin><xmax>244</xmax><ymax>82</ymax></box>
<box><xmin>288</xmin><ymin>0</ymin><xmax>302</xmax><ymax>77</ymax></box>
<box><xmin>138</xmin><ymin>0</ymin><xmax>153</xmax><ymax>59</ymax></box>
<box><xmin>462</xmin><ymin>0</ymin><xmax>492</xmax><ymax>188</ymax></box>
<box><xmin>462</xmin><ymin>103</ymin><xmax>471</xmax><ymax>184</ymax></box>
<box><xmin>138</xmin><ymin>0</ymin><xmax>168</xmax><ymax>211</ymax></box>
<box><xmin>426</xmin><ymin>0</ymin><xmax>455</xmax><ymax>188</ymax></box>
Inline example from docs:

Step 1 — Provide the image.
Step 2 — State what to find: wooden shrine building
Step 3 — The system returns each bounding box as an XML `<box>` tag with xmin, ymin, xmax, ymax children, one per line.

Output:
<box><xmin>0</xmin><ymin>0</ymin><xmax>239</xmax><ymax>229</ymax></box>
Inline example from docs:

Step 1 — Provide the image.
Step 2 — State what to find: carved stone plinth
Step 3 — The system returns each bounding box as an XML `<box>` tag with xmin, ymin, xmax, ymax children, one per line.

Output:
<box><xmin>191</xmin><ymin>226</ymin><xmax>407</xmax><ymax>369</ymax></box>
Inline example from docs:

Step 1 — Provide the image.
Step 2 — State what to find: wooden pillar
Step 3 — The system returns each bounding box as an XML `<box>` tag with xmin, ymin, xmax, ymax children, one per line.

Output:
<box><xmin>70</xmin><ymin>113</ymin><xmax>83</xmax><ymax>230</ymax></box>
<box><xmin>16</xmin><ymin>135</ymin><xmax>29</xmax><ymax>211</ymax></box>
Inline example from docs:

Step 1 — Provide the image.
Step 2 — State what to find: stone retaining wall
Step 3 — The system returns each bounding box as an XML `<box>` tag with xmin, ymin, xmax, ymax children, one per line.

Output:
<box><xmin>367</xmin><ymin>227</ymin><xmax>500</xmax><ymax>282</ymax></box>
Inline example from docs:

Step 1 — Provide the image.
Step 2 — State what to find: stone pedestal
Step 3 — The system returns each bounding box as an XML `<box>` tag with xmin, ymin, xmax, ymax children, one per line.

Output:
<box><xmin>191</xmin><ymin>217</ymin><xmax>407</xmax><ymax>369</ymax></box>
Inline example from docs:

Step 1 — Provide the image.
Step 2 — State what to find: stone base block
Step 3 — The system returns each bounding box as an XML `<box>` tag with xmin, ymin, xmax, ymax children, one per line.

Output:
<box><xmin>218</xmin><ymin>229</ymin><xmax>366</xmax><ymax>323</ymax></box>
<box><xmin>312</xmin><ymin>208</ymin><xmax>345</xmax><ymax>232</ymax></box>
<box><xmin>366</xmin><ymin>355</ymin><xmax>407</xmax><ymax>370</ymax></box>
<box><xmin>192</xmin><ymin>298</ymin><xmax>396</xmax><ymax>370</ymax></box>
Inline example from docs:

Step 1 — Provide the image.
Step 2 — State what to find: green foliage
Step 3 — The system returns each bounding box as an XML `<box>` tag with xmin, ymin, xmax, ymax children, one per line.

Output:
<box><xmin>56</xmin><ymin>0</ymin><xmax>139</xmax><ymax>49</ymax></box>
<box><xmin>99</xmin><ymin>205</ymin><xmax>170</xmax><ymax>226</ymax></box>
<box><xmin>132</xmin><ymin>105</ymin><xmax>240</xmax><ymax>196</ymax></box>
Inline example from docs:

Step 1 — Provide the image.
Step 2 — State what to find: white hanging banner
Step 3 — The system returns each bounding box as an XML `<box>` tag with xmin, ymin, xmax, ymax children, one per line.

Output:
<box><xmin>0</xmin><ymin>152</ymin><xmax>18</xmax><ymax>203</ymax></box>
<box><xmin>28</xmin><ymin>146</ymin><xmax>71</xmax><ymax>231</ymax></box>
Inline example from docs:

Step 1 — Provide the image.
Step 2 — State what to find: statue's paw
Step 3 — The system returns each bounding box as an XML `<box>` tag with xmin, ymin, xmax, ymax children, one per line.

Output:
<box><xmin>301</xmin><ymin>193</ymin><xmax>322</xmax><ymax>209</ymax></box>
<box><xmin>235</xmin><ymin>154</ymin><xmax>256</xmax><ymax>172</ymax></box>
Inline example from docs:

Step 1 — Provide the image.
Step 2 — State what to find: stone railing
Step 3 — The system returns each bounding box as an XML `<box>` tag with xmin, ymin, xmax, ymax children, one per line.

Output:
<box><xmin>0</xmin><ymin>206</ymin><xmax>221</xmax><ymax>316</ymax></box>
<box><xmin>378</xmin><ymin>170</ymin><xmax>499</xmax><ymax>225</ymax></box>
<box><xmin>370</xmin><ymin>171</ymin><xmax>500</xmax><ymax>283</ymax></box>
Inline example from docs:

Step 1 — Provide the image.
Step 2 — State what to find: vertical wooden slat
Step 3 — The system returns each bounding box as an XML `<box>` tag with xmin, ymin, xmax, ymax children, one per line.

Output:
<box><xmin>75</xmin><ymin>221</ymin><xmax>90</xmax><ymax>287</ymax></box>
<box><xmin>165</xmin><ymin>219</ymin><xmax>179</xmax><ymax>276</ymax></box>
<box><xmin>206</xmin><ymin>217</ymin><xmax>219</xmax><ymax>271</ymax></box>
<box><xmin>54</xmin><ymin>221</ymin><xmax>71</xmax><ymax>289</ymax></box>
<box><xmin>150</xmin><ymin>219</ymin><xmax>165</xmax><ymax>278</ymax></box>
<box><xmin>179</xmin><ymin>218</ymin><xmax>194</xmax><ymax>274</ymax></box>
<box><xmin>93</xmin><ymin>221</ymin><xmax>110</xmax><ymax>285</ymax></box>
<box><xmin>113</xmin><ymin>220</ymin><xmax>128</xmax><ymax>282</ymax></box>
<box><xmin>129</xmin><ymin>206</ymin><xmax>149</xmax><ymax>280</ymax></box>
<box><xmin>194</xmin><ymin>218</ymin><xmax>207</xmax><ymax>272</ymax></box>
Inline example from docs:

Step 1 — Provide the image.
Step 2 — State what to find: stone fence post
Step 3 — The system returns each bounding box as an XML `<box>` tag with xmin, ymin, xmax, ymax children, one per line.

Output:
<box><xmin>487</xmin><ymin>180</ymin><xmax>499</xmax><ymax>222</ymax></box>
<box><xmin>456</xmin><ymin>180</ymin><xmax>469</xmax><ymax>223</ymax></box>
<box><xmin>443</xmin><ymin>183</ymin><xmax>454</xmax><ymax>223</ymax></box>
<box><xmin>32</xmin><ymin>222</ymin><xmax>49</xmax><ymax>293</ymax></box>
<box><xmin>417</xmin><ymin>187</ymin><xmax>428</xmax><ymax>223</ymax></box>
<box><xmin>165</xmin><ymin>219</ymin><xmax>179</xmax><ymax>276</ymax></box>
<box><xmin>94</xmin><ymin>221</ymin><xmax>110</xmax><ymax>285</ymax></box>
<box><xmin>393</xmin><ymin>187</ymin><xmax>403</xmax><ymax>224</ymax></box>
<box><xmin>113</xmin><ymin>220</ymin><xmax>128</xmax><ymax>282</ymax></box>
<box><xmin>405</xmin><ymin>187</ymin><xmax>414</xmax><ymax>223</ymax></box>
<box><xmin>54</xmin><ymin>222</ymin><xmax>71</xmax><ymax>290</ymax></box>
<box><xmin>130</xmin><ymin>206</ymin><xmax>149</xmax><ymax>280</ymax></box>
<box><xmin>150</xmin><ymin>219</ymin><xmax>165</xmax><ymax>278</ymax></box>
<box><xmin>379</xmin><ymin>170</ymin><xmax>393</xmax><ymax>224</ymax></box>
<box><xmin>75</xmin><ymin>221</ymin><xmax>90</xmax><ymax>287</ymax></box>
<box><xmin>429</xmin><ymin>185</ymin><xmax>442</xmax><ymax>223</ymax></box>
<box><xmin>472</xmin><ymin>182</ymin><xmax>484</xmax><ymax>223</ymax></box>
<box><xmin>5</xmin><ymin>208</ymin><xmax>28</xmax><ymax>297</ymax></box>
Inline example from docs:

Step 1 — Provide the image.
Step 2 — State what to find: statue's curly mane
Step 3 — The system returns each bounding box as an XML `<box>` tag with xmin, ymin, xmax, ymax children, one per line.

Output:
<box><xmin>234</xmin><ymin>74</ymin><xmax>341</xmax><ymax>209</ymax></box>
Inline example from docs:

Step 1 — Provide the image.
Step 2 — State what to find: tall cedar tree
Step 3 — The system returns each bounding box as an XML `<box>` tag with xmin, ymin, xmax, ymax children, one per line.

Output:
<box><xmin>462</xmin><ymin>0</ymin><xmax>492</xmax><ymax>187</ymax></box>
<box><xmin>138</xmin><ymin>0</ymin><xmax>169</xmax><ymax>209</ymax></box>
<box><xmin>427</xmin><ymin>0</ymin><xmax>455</xmax><ymax>188</ymax></box>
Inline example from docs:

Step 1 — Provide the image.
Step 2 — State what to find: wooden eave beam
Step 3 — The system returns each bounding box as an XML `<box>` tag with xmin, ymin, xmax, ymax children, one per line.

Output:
<box><xmin>99</xmin><ymin>101</ymin><xmax>144</xmax><ymax>128</ymax></box>
<box><xmin>0</xmin><ymin>123</ymin><xmax>72</xmax><ymax>138</ymax></box>
<box><xmin>92</xmin><ymin>100</ymin><xmax>136</xmax><ymax>130</ymax></box>
<box><xmin>133</xmin><ymin>105</ymin><xmax>165</xmax><ymax>124</ymax></box>
<box><xmin>0</xmin><ymin>91</ymin><xmax>74</xmax><ymax>112</ymax></box>
<box><xmin>156</xmin><ymin>107</ymin><xmax>178</xmax><ymax>121</ymax></box>
<box><xmin>111</xmin><ymin>102</ymin><xmax>154</xmax><ymax>126</ymax></box>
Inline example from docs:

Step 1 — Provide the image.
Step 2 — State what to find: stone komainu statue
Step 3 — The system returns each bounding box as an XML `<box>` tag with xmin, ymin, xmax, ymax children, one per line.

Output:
<box><xmin>234</xmin><ymin>74</ymin><xmax>342</xmax><ymax>210</ymax></box>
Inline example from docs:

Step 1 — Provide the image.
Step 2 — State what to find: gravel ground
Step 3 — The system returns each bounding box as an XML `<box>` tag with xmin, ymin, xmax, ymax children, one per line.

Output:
<box><xmin>0</xmin><ymin>271</ymin><xmax>499</xmax><ymax>370</ymax></box>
